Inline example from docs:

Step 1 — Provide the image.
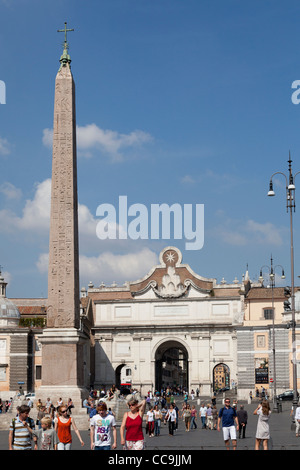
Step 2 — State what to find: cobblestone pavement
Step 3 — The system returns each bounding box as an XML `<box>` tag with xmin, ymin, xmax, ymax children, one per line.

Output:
<box><xmin>0</xmin><ymin>399</ymin><xmax>299</xmax><ymax>451</ymax></box>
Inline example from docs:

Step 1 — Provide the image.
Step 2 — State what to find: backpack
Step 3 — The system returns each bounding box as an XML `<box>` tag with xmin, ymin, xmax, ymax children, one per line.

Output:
<box><xmin>12</xmin><ymin>416</ymin><xmax>34</xmax><ymax>444</ymax></box>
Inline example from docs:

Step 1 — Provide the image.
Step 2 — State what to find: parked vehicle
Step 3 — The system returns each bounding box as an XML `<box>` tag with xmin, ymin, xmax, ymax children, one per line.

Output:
<box><xmin>25</xmin><ymin>392</ymin><xmax>36</xmax><ymax>400</ymax></box>
<box><xmin>276</xmin><ymin>390</ymin><xmax>298</xmax><ymax>401</ymax></box>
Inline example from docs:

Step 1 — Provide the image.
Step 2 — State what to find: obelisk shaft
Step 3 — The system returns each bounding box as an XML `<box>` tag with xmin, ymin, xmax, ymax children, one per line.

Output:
<box><xmin>47</xmin><ymin>59</ymin><xmax>80</xmax><ymax>329</ymax></box>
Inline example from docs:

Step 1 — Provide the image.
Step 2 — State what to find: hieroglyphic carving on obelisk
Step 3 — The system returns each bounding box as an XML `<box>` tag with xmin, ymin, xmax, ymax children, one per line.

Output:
<box><xmin>47</xmin><ymin>23</ymin><xmax>80</xmax><ymax>329</ymax></box>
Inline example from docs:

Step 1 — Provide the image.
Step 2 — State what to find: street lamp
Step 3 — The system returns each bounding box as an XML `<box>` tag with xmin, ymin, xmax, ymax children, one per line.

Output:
<box><xmin>267</xmin><ymin>153</ymin><xmax>300</xmax><ymax>414</ymax></box>
<box><xmin>259</xmin><ymin>255</ymin><xmax>285</xmax><ymax>412</ymax></box>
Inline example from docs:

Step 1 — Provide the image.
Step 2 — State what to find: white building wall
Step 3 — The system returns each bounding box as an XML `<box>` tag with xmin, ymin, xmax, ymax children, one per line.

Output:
<box><xmin>93</xmin><ymin>295</ymin><xmax>242</xmax><ymax>395</ymax></box>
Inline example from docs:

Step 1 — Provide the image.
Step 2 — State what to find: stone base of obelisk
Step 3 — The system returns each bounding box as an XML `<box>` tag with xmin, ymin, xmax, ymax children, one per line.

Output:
<box><xmin>38</xmin><ymin>328</ymin><xmax>90</xmax><ymax>416</ymax></box>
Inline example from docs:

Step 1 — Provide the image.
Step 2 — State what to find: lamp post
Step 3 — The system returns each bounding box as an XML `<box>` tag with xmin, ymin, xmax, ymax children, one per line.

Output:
<box><xmin>259</xmin><ymin>256</ymin><xmax>285</xmax><ymax>412</ymax></box>
<box><xmin>268</xmin><ymin>153</ymin><xmax>299</xmax><ymax>413</ymax></box>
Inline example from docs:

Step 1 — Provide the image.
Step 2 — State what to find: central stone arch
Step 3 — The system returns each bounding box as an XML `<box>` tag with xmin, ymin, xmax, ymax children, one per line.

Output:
<box><xmin>154</xmin><ymin>339</ymin><xmax>190</xmax><ymax>392</ymax></box>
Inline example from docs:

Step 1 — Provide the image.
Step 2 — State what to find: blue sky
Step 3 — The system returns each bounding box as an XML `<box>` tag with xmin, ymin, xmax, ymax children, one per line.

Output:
<box><xmin>1</xmin><ymin>0</ymin><xmax>300</xmax><ymax>298</ymax></box>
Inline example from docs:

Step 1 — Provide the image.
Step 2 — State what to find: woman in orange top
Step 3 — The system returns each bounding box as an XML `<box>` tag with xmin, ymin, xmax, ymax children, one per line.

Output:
<box><xmin>55</xmin><ymin>405</ymin><xmax>84</xmax><ymax>450</ymax></box>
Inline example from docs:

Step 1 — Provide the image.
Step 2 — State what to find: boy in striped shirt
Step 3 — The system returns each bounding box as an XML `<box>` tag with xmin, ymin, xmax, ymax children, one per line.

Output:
<box><xmin>8</xmin><ymin>405</ymin><xmax>36</xmax><ymax>450</ymax></box>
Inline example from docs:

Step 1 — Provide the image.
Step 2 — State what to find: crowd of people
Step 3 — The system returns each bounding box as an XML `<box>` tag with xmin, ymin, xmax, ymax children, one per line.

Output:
<box><xmin>0</xmin><ymin>398</ymin><xmax>12</xmax><ymax>413</ymax></box>
<box><xmin>142</xmin><ymin>395</ymin><xmax>272</xmax><ymax>451</ymax></box>
<box><xmin>3</xmin><ymin>387</ymin><xmax>283</xmax><ymax>451</ymax></box>
<box><xmin>8</xmin><ymin>396</ymin><xmax>84</xmax><ymax>450</ymax></box>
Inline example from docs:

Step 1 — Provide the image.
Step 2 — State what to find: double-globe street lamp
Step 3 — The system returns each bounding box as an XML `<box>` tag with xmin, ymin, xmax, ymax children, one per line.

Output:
<box><xmin>267</xmin><ymin>154</ymin><xmax>299</xmax><ymax>413</ymax></box>
<box><xmin>259</xmin><ymin>256</ymin><xmax>285</xmax><ymax>412</ymax></box>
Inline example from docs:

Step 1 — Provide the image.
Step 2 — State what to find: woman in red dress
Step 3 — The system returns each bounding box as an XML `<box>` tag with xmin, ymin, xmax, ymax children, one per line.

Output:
<box><xmin>120</xmin><ymin>398</ymin><xmax>146</xmax><ymax>450</ymax></box>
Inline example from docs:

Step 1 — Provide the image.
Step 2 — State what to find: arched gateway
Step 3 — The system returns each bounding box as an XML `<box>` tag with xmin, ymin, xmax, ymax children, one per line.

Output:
<box><xmin>155</xmin><ymin>340</ymin><xmax>189</xmax><ymax>392</ymax></box>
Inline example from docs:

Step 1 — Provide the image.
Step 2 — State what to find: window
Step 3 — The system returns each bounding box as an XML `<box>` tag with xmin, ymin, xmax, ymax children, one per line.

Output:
<box><xmin>0</xmin><ymin>367</ymin><xmax>6</xmax><ymax>381</ymax></box>
<box><xmin>263</xmin><ymin>308</ymin><xmax>274</xmax><ymax>320</ymax></box>
<box><xmin>36</xmin><ymin>365</ymin><xmax>42</xmax><ymax>380</ymax></box>
<box><xmin>257</xmin><ymin>335</ymin><xmax>266</xmax><ymax>348</ymax></box>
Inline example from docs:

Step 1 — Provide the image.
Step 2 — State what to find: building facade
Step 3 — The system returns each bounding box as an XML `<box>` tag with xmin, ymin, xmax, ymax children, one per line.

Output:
<box><xmin>88</xmin><ymin>246</ymin><xmax>244</xmax><ymax>396</ymax></box>
<box><xmin>237</xmin><ymin>285</ymin><xmax>300</xmax><ymax>400</ymax></box>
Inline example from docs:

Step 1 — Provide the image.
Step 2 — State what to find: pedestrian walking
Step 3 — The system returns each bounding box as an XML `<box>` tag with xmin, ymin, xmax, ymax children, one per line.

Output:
<box><xmin>199</xmin><ymin>404</ymin><xmax>207</xmax><ymax>429</ymax></box>
<box><xmin>206</xmin><ymin>404</ymin><xmax>213</xmax><ymax>430</ymax></box>
<box><xmin>8</xmin><ymin>405</ymin><xmax>36</xmax><ymax>450</ymax></box>
<box><xmin>190</xmin><ymin>405</ymin><xmax>198</xmax><ymax>429</ymax></box>
<box><xmin>161</xmin><ymin>405</ymin><xmax>168</xmax><ymax>424</ymax></box>
<box><xmin>146</xmin><ymin>407</ymin><xmax>155</xmax><ymax>437</ymax></box>
<box><xmin>212</xmin><ymin>405</ymin><xmax>218</xmax><ymax>430</ymax></box>
<box><xmin>237</xmin><ymin>404</ymin><xmax>248</xmax><ymax>439</ymax></box>
<box><xmin>55</xmin><ymin>405</ymin><xmax>84</xmax><ymax>450</ymax></box>
<box><xmin>294</xmin><ymin>403</ymin><xmax>300</xmax><ymax>437</ymax></box>
<box><xmin>90</xmin><ymin>402</ymin><xmax>117</xmax><ymax>450</ymax></box>
<box><xmin>217</xmin><ymin>398</ymin><xmax>239</xmax><ymax>450</ymax></box>
<box><xmin>153</xmin><ymin>405</ymin><xmax>162</xmax><ymax>436</ymax></box>
<box><xmin>32</xmin><ymin>416</ymin><xmax>58</xmax><ymax>450</ymax></box>
<box><xmin>211</xmin><ymin>393</ymin><xmax>216</xmax><ymax>407</ymax></box>
<box><xmin>183</xmin><ymin>404</ymin><xmax>192</xmax><ymax>431</ymax></box>
<box><xmin>36</xmin><ymin>406</ymin><xmax>46</xmax><ymax>429</ymax></box>
<box><xmin>254</xmin><ymin>400</ymin><xmax>271</xmax><ymax>450</ymax></box>
<box><xmin>166</xmin><ymin>404</ymin><xmax>177</xmax><ymax>436</ymax></box>
<box><xmin>146</xmin><ymin>395</ymin><xmax>151</xmax><ymax>410</ymax></box>
<box><xmin>120</xmin><ymin>398</ymin><xmax>146</xmax><ymax>450</ymax></box>
<box><xmin>173</xmin><ymin>402</ymin><xmax>179</xmax><ymax>430</ymax></box>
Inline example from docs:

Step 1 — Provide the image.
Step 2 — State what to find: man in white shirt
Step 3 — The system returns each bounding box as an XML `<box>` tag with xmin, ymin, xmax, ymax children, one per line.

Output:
<box><xmin>90</xmin><ymin>402</ymin><xmax>117</xmax><ymax>450</ymax></box>
<box><xmin>200</xmin><ymin>405</ymin><xmax>207</xmax><ymax>428</ymax></box>
<box><xmin>146</xmin><ymin>408</ymin><xmax>155</xmax><ymax>437</ymax></box>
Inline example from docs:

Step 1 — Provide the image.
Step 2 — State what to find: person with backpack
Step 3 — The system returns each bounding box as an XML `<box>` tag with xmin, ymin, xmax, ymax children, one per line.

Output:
<box><xmin>8</xmin><ymin>405</ymin><xmax>36</xmax><ymax>450</ymax></box>
<box><xmin>217</xmin><ymin>398</ymin><xmax>239</xmax><ymax>450</ymax></box>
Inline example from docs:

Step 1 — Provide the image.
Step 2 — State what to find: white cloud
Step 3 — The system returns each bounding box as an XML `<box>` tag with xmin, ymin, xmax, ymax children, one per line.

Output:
<box><xmin>35</xmin><ymin>253</ymin><xmax>49</xmax><ymax>274</ymax></box>
<box><xmin>42</xmin><ymin>129</ymin><xmax>53</xmax><ymax>148</ymax></box>
<box><xmin>0</xmin><ymin>137</ymin><xmax>11</xmax><ymax>156</ymax></box>
<box><xmin>0</xmin><ymin>179</ymin><xmax>51</xmax><ymax>233</ymax></box>
<box><xmin>36</xmin><ymin>248</ymin><xmax>159</xmax><ymax>286</ymax></box>
<box><xmin>215</xmin><ymin>216</ymin><xmax>284</xmax><ymax>247</ymax></box>
<box><xmin>20</xmin><ymin>179</ymin><xmax>51</xmax><ymax>231</ymax></box>
<box><xmin>245</xmin><ymin>219</ymin><xmax>283</xmax><ymax>246</ymax></box>
<box><xmin>0</xmin><ymin>179</ymin><xmax>127</xmax><ymax>252</ymax></box>
<box><xmin>43</xmin><ymin>123</ymin><xmax>153</xmax><ymax>162</ymax></box>
<box><xmin>0</xmin><ymin>182</ymin><xmax>22</xmax><ymax>200</ymax></box>
<box><xmin>181</xmin><ymin>175</ymin><xmax>195</xmax><ymax>184</ymax></box>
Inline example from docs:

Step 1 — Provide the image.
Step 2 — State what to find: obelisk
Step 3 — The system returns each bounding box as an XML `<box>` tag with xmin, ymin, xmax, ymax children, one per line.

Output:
<box><xmin>39</xmin><ymin>24</ymin><xmax>88</xmax><ymax>404</ymax></box>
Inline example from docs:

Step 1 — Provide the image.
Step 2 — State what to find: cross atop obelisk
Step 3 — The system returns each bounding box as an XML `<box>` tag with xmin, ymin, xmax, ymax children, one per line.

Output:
<box><xmin>57</xmin><ymin>21</ymin><xmax>74</xmax><ymax>46</ymax></box>
<box><xmin>57</xmin><ymin>22</ymin><xmax>74</xmax><ymax>70</ymax></box>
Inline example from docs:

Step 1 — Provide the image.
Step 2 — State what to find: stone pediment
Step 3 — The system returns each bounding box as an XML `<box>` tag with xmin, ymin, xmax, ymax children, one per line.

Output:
<box><xmin>130</xmin><ymin>247</ymin><xmax>215</xmax><ymax>299</ymax></box>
